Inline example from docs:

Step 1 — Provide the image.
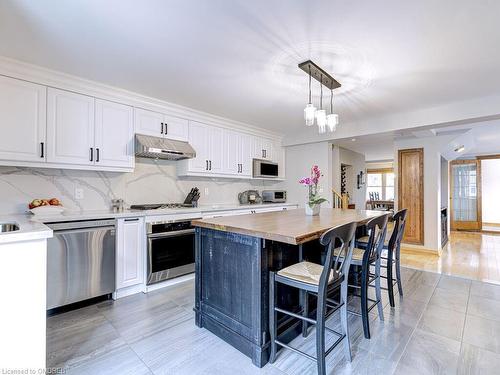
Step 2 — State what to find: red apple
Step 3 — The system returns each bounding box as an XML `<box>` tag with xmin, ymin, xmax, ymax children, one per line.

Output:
<box><xmin>49</xmin><ymin>198</ymin><xmax>61</xmax><ymax>206</ymax></box>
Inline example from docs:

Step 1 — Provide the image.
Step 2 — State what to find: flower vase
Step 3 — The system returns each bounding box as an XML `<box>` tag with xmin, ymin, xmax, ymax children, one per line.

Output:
<box><xmin>305</xmin><ymin>203</ymin><xmax>321</xmax><ymax>216</ymax></box>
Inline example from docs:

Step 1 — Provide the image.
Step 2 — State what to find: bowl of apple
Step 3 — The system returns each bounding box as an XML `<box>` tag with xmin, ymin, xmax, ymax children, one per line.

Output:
<box><xmin>29</xmin><ymin>198</ymin><xmax>65</xmax><ymax>215</ymax></box>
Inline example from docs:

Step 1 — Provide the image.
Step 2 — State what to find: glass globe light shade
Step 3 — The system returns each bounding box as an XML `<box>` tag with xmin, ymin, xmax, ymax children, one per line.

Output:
<box><xmin>327</xmin><ymin>113</ymin><xmax>339</xmax><ymax>132</ymax></box>
<box><xmin>304</xmin><ymin>103</ymin><xmax>316</xmax><ymax>126</ymax></box>
<box><xmin>316</xmin><ymin>109</ymin><xmax>326</xmax><ymax>134</ymax></box>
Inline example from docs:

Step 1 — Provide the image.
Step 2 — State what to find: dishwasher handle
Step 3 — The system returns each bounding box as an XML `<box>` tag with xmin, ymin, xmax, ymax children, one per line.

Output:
<box><xmin>53</xmin><ymin>226</ymin><xmax>115</xmax><ymax>236</ymax></box>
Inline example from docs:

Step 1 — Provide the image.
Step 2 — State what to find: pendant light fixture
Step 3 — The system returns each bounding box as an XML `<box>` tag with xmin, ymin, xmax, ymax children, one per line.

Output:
<box><xmin>298</xmin><ymin>60</ymin><xmax>341</xmax><ymax>133</ymax></box>
<box><xmin>316</xmin><ymin>74</ymin><xmax>326</xmax><ymax>134</ymax></box>
<box><xmin>303</xmin><ymin>65</ymin><xmax>316</xmax><ymax>126</ymax></box>
<box><xmin>326</xmin><ymin>89</ymin><xmax>339</xmax><ymax>132</ymax></box>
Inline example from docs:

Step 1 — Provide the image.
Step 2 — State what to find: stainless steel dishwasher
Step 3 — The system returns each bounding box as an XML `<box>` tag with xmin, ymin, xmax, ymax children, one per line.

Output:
<box><xmin>46</xmin><ymin>219</ymin><xmax>116</xmax><ymax>309</ymax></box>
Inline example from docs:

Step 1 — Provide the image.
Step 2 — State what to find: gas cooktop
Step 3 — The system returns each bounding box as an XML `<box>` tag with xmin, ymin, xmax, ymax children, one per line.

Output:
<box><xmin>130</xmin><ymin>203</ymin><xmax>195</xmax><ymax>210</ymax></box>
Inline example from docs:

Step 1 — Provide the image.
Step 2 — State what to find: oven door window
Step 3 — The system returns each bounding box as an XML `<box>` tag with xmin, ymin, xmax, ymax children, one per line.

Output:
<box><xmin>150</xmin><ymin>233</ymin><xmax>195</xmax><ymax>273</ymax></box>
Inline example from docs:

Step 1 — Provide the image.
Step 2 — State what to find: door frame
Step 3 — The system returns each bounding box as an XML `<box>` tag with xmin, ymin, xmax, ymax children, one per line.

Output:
<box><xmin>398</xmin><ymin>148</ymin><xmax>424</xmax><ymax>245</ymax></box>
<box><xmin>449</xmin><ymin>159</ymin><xmax>482</xmax><ymax>231</ymax></box>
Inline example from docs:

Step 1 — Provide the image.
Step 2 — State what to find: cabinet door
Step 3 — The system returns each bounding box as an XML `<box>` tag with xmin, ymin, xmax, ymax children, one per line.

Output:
<box><xmin>252</xmin><ymin>137</ymin><xmax>264</xmax><ymax>159</ymax></box>
<box><xmin>222</xmin><ymin>129</ymin><xmax>240</xmax><ymax>175</ymax></box>
<box><xmin>188</xmin><ymin>121</ymin><xmax>210</xmax><ymax>172</ymax></box>
<box><xmin>134</xmin><ymin>108</ymin><xmax>163</xmax><ymax>137</ymax></box>
<box><xmin>239</xmin><ymin>133</ymin><xmax>253</xmax><ymax>176</ymax></box>
<box><xmin>163</xmin><ymin>114</ymin><xmax>188</xmax><ymax>141</ymax></box>
<box><xmin>46</xmin><ymin>88</ymin><xmax>95</xmax><ymax>165</ymax></box>
<box><xmin>261</xmin><ymin>138</ymin><xmax>274</xmax><ymax>160</ymax></box>
<box><xmin>95</xmin><ymin>99</ymin><xmax>134</xmax><ymax>169</ymax></box>
<box><xmin>116</xmin><ymin>218</ymin><xmax>144</xmax><ymax>289</ymax></box>
<box><xmin>0</xmin><ymin>76</ymin><xmax>46</xmax><ymax>162</ymax></box>
<box><xmin>208</xmin><ymin>125</ymin><xmax>224</xmax><ymax>174</ymax></box>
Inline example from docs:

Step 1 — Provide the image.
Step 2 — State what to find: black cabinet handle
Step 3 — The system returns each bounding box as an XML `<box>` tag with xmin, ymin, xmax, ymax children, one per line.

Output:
<box><xmin>124</xmin><ymin>218</ymin><xmax>140</xmax><ymax>222</ymax></box>
<box><xmin>165</xmin><ymin>123</ymin><xmax>168</xmax><ymax>134</ymax></box>
<box><xmin>209</xmin><ymin>160</ymin><xmax>212</xmax><ymax>170</ymax></box>
<box><xmin>96</xmin><ymin>148</ymin><xmax>100</xmax><ymax>162</ymax></box>
<box><xmin>40</xmin><ymin>142</ymin><xmax>44</xmax><ymax>158</ymax></box>
<box><xmin>90</xmin><ymin>147</ymin><xmax>93</xmax><ymax>162</ymax></box>
<box><xmin>161</xmin><ymin>123</ymin><xmax>164</xmax><ymax>134</ymax></box>
<box><xmin>206</xmin><ymin>160</ymin><xmax>209</xmax><ymax>170</ymax></box>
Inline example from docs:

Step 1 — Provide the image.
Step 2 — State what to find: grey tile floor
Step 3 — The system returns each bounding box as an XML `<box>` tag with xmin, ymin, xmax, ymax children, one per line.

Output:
<box><xmin>47</xmin><ymin>268</ymin><xmax>500</xmax><ymax>374</ymax></box>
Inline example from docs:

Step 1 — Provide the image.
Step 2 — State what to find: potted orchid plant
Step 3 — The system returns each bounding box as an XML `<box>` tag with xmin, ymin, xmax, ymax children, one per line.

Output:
<box><xmin>299</xmin><ymin>165</ymin><xmax>328</xmax><ymax>216</ymax></box>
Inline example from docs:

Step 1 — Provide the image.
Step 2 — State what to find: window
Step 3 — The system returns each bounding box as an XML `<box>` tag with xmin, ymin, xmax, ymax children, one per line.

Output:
<box><xmin>366</xmin><ymin>169</ymin><xmax>394</xmax><ymax>201</ymax></box>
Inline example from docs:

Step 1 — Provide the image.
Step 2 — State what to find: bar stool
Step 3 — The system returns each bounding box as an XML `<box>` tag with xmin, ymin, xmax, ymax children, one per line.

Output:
<box><xmin>356</xmin><ymin>209</ymin><xmax>407</xmax><ymax>307</ymax></box>
<box><xmin>269</xmin><ymin>222</ymin><xmax>357</xmax><ymax>375</ymax></box>
<box><xmin>342</xmin><ymin>214</ymin><xmax>389</xmax><ymax>339</ymax></box>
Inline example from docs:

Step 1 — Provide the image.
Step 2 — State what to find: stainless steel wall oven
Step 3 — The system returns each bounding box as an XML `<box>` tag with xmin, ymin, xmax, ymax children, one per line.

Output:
<box><xmin>146</xmin><ymin>218</ymin><xmax>199</xmax><ymax>284</ymax></box>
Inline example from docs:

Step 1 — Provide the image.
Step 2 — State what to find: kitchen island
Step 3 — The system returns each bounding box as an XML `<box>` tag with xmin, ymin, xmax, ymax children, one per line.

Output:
<box><xmin>192</xmin><ymin>208</ymin><xmax>384</xmax><ymax>367</ymax></box>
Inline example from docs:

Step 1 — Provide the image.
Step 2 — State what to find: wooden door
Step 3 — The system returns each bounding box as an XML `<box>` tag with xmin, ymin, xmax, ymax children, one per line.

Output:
<box><xmin>94</xmin><ymin>99</ymin><xmax>134</xmax><ymax>169</ymax></box>
<box><xmin>46</xmin><ymin>88</ymin><xmax>95</xmax><ymax>165</ymax></box>
<box><xmin>398</xmin><ymin>148</ymin><xmax>424</xmax><ymax>244</ymax></box>
<box><xmin>450</xmin><ymin>159</ymin><xmax>482</xmax><ymax>231</ymax></box>
<box><xmin>0</xmin><ymin>76</ymin><xmax>47</xmax><ymax>163</ymax></box>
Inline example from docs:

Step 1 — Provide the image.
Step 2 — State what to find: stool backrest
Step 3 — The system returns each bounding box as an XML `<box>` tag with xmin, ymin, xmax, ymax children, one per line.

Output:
<box><xmin>318</xmin><ymin>221</ymin><xmax>357</xmax><ymax>292</ymax></box>
<box><xmin>364</xmin><ymin>213</ymin><xmax>390</xmax><ymax>262</ymax></box>
<box><xmin>388</xmin><ymin>208</ymin><xmax>408</xmax><ymax>252</ymax></box>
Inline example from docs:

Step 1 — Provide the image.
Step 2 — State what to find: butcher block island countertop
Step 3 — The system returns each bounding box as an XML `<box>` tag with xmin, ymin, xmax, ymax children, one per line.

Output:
<box><xmin>192</xmin><ymin>208</ymin><xmax>383</xmax><ymax>245</ymax></box>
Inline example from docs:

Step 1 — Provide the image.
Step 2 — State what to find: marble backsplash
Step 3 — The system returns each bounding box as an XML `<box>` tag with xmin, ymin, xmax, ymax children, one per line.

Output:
<box><xmin>0</xmin><ymin>159</ymin><xmax>283</xmax><ymax>214</ymax></box>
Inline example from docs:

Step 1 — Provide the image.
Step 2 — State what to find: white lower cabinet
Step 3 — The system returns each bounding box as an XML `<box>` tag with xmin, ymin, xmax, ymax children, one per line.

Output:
<box><xmin>116</xmin><ymin>217</ymin><xmax>145</xmax><ymax>291</ymax></box>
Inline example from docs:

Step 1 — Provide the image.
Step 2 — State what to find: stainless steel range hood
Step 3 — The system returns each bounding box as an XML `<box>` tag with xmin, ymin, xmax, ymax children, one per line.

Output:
<box><xmin>135</xmin><ymin>134</ymin><xmax>196</xmax><ymax>160</ymax></box>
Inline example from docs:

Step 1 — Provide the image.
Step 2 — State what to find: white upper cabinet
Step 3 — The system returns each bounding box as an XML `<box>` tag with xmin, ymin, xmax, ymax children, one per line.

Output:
<box><xmin>208</xmin><ymin>125</ymin><xmax>224</xmax><ymax>174</ymax></box>
<box><xmin>134</xmin><ymin>108</ymin><xmax>164</xmax><ymax>137</ymax></box>
<box><xmin>239</xmin><ymin>134</ymin><xmax>253</xmax><ymax>176</ymax></box>
<box><xmin>95</xmin><ymin>99</ymin><xmax>134</xmax><ymax>169</ymax></box>
<box><xmin>222</xmin><ymin>130</ymin><xmax>240</xmax><ymax>174</ymax></box>
<box><xmin>135</xmin><ymin>108</ymin><xmax>188</xmax><ymax>141</ymax></box>
<box><xmin>253</xmin><ymin>137</ymin><xmax>274</xmax><ymax>161</ymax></box>
<box><xmin>223</xmin><ymin>130</ymin><xmax>253</xmax><ymax>176</ymax></box>
<box><xmin>180</xmin><ymin>121</ymin><xmax>225</xmax><ymax>175</ymax></box>
<box><xmin>186</xmin><ymin>120</ymin><xmax>210</xmax><ymax>172</ymax></box>
<box><xmin>47</xmin><ymin>88</ymin><xmax>95</xmax><ymax>165</ymax></box>
<box><xmin>0</xmin><ymin>76</ymin><xmax>46</xmax><ymax>162</ymax></box>
<box><xmin>163</xmin><ymin>114</ymin><xmax>189</xmax><ymax>141</ymax></box>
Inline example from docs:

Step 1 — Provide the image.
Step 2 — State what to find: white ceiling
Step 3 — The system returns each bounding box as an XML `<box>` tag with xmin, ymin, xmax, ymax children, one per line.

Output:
<box><xmin>1</xmin><ymin>0</ymin><xmax>500</xmax><ymax>137</ymax></box>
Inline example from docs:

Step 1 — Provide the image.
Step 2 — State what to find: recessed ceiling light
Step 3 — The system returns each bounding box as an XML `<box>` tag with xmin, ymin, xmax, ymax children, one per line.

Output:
<box><xmin>351</xmin><ymin>138</ymin><xmax>356</xmax><ymax>142</ymax></box>
<box><xmin>454</xmin><ymin>145</ymin><xmax>465</xmax><ymax>153</ymax></box>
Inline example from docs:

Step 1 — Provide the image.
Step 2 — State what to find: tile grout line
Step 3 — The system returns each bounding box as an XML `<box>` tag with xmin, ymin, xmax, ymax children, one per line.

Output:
<box><xmin>101</xmin><ymin>305</ymin><xmax>156</xmax><ymax>374</ymax></box>
<box><xmin>391</xmin><ymin>274</ymin><xmax>439</xmax><ymax>371</ymax></box>
<box><xmin>458</xmin><ymin>283</ymin><xmax>472</xmax><ymax>356</ymax></box>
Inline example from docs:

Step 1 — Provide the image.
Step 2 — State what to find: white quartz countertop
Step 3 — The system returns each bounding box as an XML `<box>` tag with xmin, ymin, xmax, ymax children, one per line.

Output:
<box><xmin>0</xmin><ymin>203</ymin><xmax>298</xmax><ymax>244</ymax></box>
<box><xmin>0</xmin><ymin>214</ymin><xmax>53</xmax><ymax>245</ymax></box>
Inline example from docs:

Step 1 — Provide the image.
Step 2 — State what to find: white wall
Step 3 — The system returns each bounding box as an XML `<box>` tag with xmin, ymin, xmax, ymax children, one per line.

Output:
<box><xmin>0</xmin><ymin>160</ymin><xmax>282</xmax><ymax>214</ymax></box>
<box><xmin>282</xmin><ymin>142</ymin><xmax>333</xmax><ymax>208</ymax></box>
<box><xmin>482</xmin><ymin>159</ymin><xmax>500</xmax><ymax>224</ymax></box>
<box><xmin>334</xmin><ymin>147</ymin><xmax>366</xmax><ymax>208</ymax></box>
<box><xmin>394</xmin><ymin>134</ymin><xmax>455</xmax><ymax>251</ymax></box>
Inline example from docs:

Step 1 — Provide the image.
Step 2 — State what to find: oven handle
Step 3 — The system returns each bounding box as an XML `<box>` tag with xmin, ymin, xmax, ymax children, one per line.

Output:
<box><xmin>147</xmin><ymin>228</ymin><xmax>195</xmax><ymax>239</ymax></box>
